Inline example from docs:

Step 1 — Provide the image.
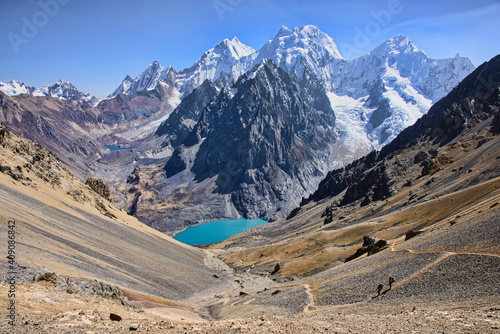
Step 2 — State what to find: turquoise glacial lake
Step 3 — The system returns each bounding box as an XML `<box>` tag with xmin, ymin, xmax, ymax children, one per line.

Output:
<box><xmin>105</xmin><ymin>145</ymin><xmax>131</xmax><ymax>152</ymax></box>
<box><xmin>173</xmin><ymin>219</ymin><xmax>269</xmax><ymax>245</ymax></box>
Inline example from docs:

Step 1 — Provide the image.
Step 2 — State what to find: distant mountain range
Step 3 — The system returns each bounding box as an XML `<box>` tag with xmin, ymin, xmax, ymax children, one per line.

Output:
<box><xmin>0</xmin><ymin>79</ymin><xmax>98</xmax><ymax>105</ymax></box>
<box><xmin>0</xmin><ymin>25</ymin><xmax>478</xmax><ymax>232</ymax></box>
<box><xmin>109</xmin><ymin>25</ymin><xmax>474</xmax><ymax>150</ymax></box>
<box><xmin>111</xmin><ymin>26</ymin><xmax>476</xmax><ymax>232</ymax></box>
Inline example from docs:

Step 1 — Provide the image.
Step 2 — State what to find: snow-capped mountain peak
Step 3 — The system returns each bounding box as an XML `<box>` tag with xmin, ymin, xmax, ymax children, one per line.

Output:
<box><xmin>253</xmin><ymin>25</ymin><xmax>344</xmax><ymax>82</ymax></box>
<box><xmin>276</xmin><ymin>25</ymin><xmax>293</xmax><ymax>37</ymax></box>
<box><xmin>34</xmin><ymin>79</ymin><xmax>73</xmax><ymax>96</ymax></box>
<box><xmin>259</xmin><ymin>25</ymin><xmax>344</xmax><ymax>60</ymax></box>
<box><xmin>33</xmin><ymin>79</ymin><xmax>97</xmax><ymax>104</ymax></box>
<box><xmin>293</xmin><ymin>25</ymin><xmax>344</xmax><ymax>60</ymax></box>
<box><xmin>109</xmin><ymin>38</ymin><xmax>256</xmax><ymax>99</ymax></box>
<box><xmin>0</xmin><ymin>80</ymin><xmax>35</xmax><ymax>96</ymax></box>
<box><xmin>173</xmin><ymin>37</ymin><xmax>255</xmax><ymax>97</ymax></box>
<box><xmin>214</xmin><ymin>37</ymin><xmax>255</xmax><ymax>60</ymax></box>
<box><xmin>372</xmin><ymin>34</ymin><xmax>425</xmax><ymax>58</ymax></box>
<box><xmin>109</xmin><ymin>60</ymin><xmax>171</xmax><ymax>98</ymax></box>
<box><xmin>1</xmin><ymin>79</ymin><xmax>97</xmax><ymax>104</ymax></box>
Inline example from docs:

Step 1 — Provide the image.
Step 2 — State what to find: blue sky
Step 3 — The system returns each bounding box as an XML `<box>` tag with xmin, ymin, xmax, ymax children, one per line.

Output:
<box><xmin>1</xmin><ymin>0</ymin><xmax>499</xmax><ymax>98</ymax></box>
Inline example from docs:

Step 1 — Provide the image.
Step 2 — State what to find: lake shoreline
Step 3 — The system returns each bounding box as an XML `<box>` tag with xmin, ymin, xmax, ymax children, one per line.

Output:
<box><xmin>174</xmin><ymin>219</ymin><xmax>269</xmax><ymax>246</ymax></box>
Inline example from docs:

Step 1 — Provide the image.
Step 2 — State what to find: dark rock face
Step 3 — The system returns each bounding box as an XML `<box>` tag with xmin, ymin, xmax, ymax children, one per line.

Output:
<box><xmin>164</xmin><ymin>61</ymin><xmax>337</xmax><ymax>219</ymax></box>
<box><xmin>302</xmin><ymin>151</ymin><xmax>379</xmax><ymax>205</ymax></box>
<box><xmin>163</xmin><ymin>147</ymin><xmax>187</xmax><ymax>177</ymax></box>
<box><xmin>156</xmin><ymin>80</ymin><xmax>218</xmax><ymax>149</ymax></box>
<box><xmin>368</xmin><ymin>79</ymin><xmax>391</xmax><ymax>129</ymax></box>
<box><xmin>340</xmin><ymin>164</ymin><xmax>394</xmax><ymax>206</ymax></box>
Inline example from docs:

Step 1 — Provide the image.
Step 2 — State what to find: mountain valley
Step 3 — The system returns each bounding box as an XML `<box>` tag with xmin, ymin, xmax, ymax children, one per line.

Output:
<box><xmin>0</xmin><ymin>24</ymin><xmax>499</xmax><ymax>333</ymax></box>
<box><xmin>0</xmin><ymin>26</ymin><xmax>476</xmax><ymax>231</ymax></box>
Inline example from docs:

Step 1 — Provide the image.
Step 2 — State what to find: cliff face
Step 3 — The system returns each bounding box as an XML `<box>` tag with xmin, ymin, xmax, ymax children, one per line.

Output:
<box><xmin>190</xmin><ymin>61</ymin><xmax>336</xmax><ymax>217</ymax></box>
<box><xmin>155</xmin><ymin>80</ymin><xmax>218</xmax><ymax>149</ymax></box>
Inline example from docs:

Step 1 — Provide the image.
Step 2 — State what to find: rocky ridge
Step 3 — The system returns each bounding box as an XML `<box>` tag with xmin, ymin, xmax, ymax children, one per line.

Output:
<box><xmin>123</xmin><ymin>60</ymin><xmax>344</xmax><ymax>233</ymax></box>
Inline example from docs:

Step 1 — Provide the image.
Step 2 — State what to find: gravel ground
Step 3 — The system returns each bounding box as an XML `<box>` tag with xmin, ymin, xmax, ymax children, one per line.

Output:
<box><xmin>379</xmin><ymin>254</ymin><xmax>500</xmax><ymax>304</ymax></box>
<box><xmin>2</xmin><ymin>302</ymin><xmax>499</xmax><ymax>333</ymax></box>
<box><xmin>407</xmin><ymin>207</ymin><xmax>500</xmax><ymax>254</ymax></box>
<box><xmin>314</xmin><ymin>251</ymin><xmax>442</xmax><ymax>306</ymax></box>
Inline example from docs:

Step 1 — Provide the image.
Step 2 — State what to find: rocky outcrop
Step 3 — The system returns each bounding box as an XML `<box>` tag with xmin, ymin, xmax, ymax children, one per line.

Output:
<box><xmin>0</xmin><ymin>122</ymin><xmax>67</xmax><ymax>187</ymax></box>
<box><xmin>85</xmin><ymin>178</ymin><xmax>112</xmax><ymax>201</ymax></box>
<box><xmin>155</xmin><ymin>80</ymin><xmax>218</xmax><ymax>149</ymax></box>
<box><xmin>340</xmin><ymin>164</ymin><xmax>395</xmax><ymax>206</ymax></box>
<box><xmin>405</xmin><ymin>230</ymin><xmax>424</xmax><ymax>241</ymax></box>
<box><xmin>345</xmin><ymin>236</ymin><xmax>388</xmax><ymax>262</ymax></box>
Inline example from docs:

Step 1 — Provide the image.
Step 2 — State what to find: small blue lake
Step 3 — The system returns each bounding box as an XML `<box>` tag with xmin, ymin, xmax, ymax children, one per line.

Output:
<box><xmin>105</xmin><ymin>145</ymin><xmax>131</xmax><ymax>152</ymax></box>
<box><xmin>173</xmin><ymin>219</ymin><xmax>269</xmax><ymax>245</ymax></box>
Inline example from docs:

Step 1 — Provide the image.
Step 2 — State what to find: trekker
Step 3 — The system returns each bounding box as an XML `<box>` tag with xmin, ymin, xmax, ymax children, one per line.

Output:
<box><xmin>389</xmin><ymin>277</ymin><xmax>395</xmax><ymax>289</ymax></box>
<box><xmin>377</xmin><ymin>283</ymin><xmax>384</xmax><ymax>296</ymax></box>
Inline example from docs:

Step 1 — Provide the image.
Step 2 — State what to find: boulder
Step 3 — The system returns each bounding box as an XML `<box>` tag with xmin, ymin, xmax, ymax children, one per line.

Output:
<box><xmin>271</xmin><ymin>263</ymin><xmax>281</xmax><ymax>275</ymax></box>
<box><xmin>345</xmin><ymin>236</ymin><xmax>387</xmax><ymax>262</ymax></box>
<box><xmin>405</xmin><ymin>230</ymin><xmax>424</xmax><ymax>241</ymax></box>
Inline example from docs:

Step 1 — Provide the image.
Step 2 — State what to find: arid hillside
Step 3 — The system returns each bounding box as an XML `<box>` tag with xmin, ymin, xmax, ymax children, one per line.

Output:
<box><xmin>0</xmin><ymin>122</ymin><xmax>234</xmax><ymax>316</ymax></box>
